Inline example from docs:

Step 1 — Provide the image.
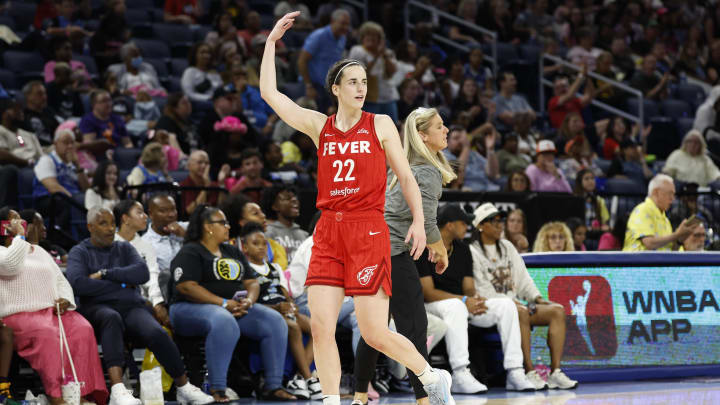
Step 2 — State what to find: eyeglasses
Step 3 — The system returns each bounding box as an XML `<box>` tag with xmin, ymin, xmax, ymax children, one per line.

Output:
<box><xmin>548</xmin><ymin>234</ymin><xmax>566</xmax><ymax>241</ymax></box>
<box><xmin>483</xmin><ymin>216</ymin><xmax>504</xmax><ymax>225</ymax></box>
<box><xmin>207</xmin><ymin>220</ymin><xmax>230</xmax><ymax>226</ymax></box>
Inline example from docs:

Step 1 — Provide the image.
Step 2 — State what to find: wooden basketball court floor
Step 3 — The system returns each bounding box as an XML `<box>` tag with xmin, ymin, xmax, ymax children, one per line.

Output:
<box><xmin>227</xmin><ymin>377</ymin><xmax>720</xmax><ymax>404</ymax></box>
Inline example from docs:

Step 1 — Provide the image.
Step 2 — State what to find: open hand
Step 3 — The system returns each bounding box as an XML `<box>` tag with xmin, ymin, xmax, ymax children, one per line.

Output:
<box><xmin>268</xmin><ymin>11</ymin><xmax>300</xmax><ymax>43</ymax></box>
<box><xmin>405</xmin><ymin>221</ymin><xmax>427</xmax><ymax>260</ymax></box>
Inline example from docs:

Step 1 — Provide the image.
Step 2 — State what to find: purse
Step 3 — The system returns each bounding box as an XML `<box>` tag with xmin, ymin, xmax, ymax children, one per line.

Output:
<box><xmin>57</xmin><ymin>303</ymin><xmax>84</xmax><ymax>405</ymax></box>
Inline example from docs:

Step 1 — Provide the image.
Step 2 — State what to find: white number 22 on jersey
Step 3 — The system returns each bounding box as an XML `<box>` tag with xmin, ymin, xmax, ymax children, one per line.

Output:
<box><xmin>332</xmin><ymin>159</ymin><xmax>356</xmax><ymax>182</ymax></box>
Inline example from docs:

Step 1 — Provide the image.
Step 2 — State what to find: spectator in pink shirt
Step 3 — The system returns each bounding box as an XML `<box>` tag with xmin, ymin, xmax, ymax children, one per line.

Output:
<box><xmin>525</xmin><ymin>140</ymin><xmax>572</xmax><ymax>193</ymax></box>
<box><xmin>43</xmin><ymin>36</ymin><xmax>91</xmax><ymax>85</ymax></box>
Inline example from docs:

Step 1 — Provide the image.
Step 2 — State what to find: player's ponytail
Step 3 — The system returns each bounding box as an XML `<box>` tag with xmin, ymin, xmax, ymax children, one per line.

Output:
<box><xmin>389</xmin><ymin>107</ymin><xmax>456</xmax><ymax>189</ymax></box>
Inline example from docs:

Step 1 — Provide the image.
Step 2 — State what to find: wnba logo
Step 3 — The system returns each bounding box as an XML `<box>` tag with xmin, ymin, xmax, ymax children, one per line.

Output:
<box><xmin>548</xmin><ymin>275</ymin><xmax>618</xmax><ymax>358</ymax></box>
<box><xmin>357</xmin><ymin>265</ymin><xmax>378</xmax><ymax>286</ymax></box>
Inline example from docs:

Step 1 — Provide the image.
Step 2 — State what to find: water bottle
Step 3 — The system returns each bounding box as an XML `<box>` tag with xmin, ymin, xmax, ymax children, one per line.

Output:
<box><xmin>202</xmin><ymin>372</ymin><xmax>209</xmax><ymax>394</ymax></box>
<box><xmin>534</xmin><ymin>356</ymin><xmax>551</xmax><ymax>380</ymax></box>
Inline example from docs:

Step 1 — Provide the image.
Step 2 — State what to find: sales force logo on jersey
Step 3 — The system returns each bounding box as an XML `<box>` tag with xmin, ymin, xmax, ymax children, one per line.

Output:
<box><xmin>357</xmin><ymin>264</ymin><xmax>378</xmax><ymax>286</ymax></box>
<box><xmin>214</xmin><ymin>258</ymin><xmax>244</xmax><ymax>281</ymax></box>
<box><xmin>330</xmin><ymin>186</ymin><xmax>360</xmax><ymax>197</ymax></box>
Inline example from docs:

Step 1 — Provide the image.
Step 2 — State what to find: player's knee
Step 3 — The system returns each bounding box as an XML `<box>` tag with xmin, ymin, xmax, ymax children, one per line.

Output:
<box><xmin>310</xmin><ymin>316</ymin><xmax>336</xmax><ymax>341</ymax></box>
<box><xmin>363</xmin><ymin>329</ymin><xmax>389</xmax><ymax>353</ymax></box>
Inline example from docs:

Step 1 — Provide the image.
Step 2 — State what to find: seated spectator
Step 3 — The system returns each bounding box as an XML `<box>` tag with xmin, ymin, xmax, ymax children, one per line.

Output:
<box><xmin>442</xmin><ymin>58</ymin><xmax>467</xmax><ymax>105</ymax></box>
<box><xmin>705</xmin><ymin>40</ymin><xmax>720</xmax><ymax>85</ymax></box>
<box><xmin>89</xmin><ymin>0</ymin><xmax>130</xmax><ymax>72</ymax></box>
<box><xmin>675</xmin><ymin>41</ymin><xmax>706</xmax><ymax>82</ymax></box>
<box><xmin>448</xmin><ymin>0</ymin><xmax>480</xmax><ymax>44</ymax></box>
<box><xmin>392</xmin><ymin>40</ymin><xmax>435</xmax><ymax>88</ymax></box>
<box><xmin>298</xmin><ymin>9</ymin><xmax>351</xmax><ymax>113</ymax></box>
<box><xmin>274</xmin><ymin>0</ymin><xmax>312</xmax><ymax>29</ymax></box>
<box><xmin>32</xmin><ymin>127</ymin><xmax>90</xmax><ymax>230</ymax></box>
<box><xmin>127</xmin><ymin>143</ymin><xmax>173</xmax><ymax>190</ymax></box>
<box><xmin>113</xmin><ymin>200</ymin><xmax>167</xmax><ymax>324</ymax></box>
<box><xmin>630</xmin><ymin>54</ymin><xmax>670</xmax><ymax>101</ymax></box>
<box><xmin>573</xmin><ymin>169</ymin><xmax>609</xmax><ymax>231</ymax></box>
<box><xmin>349</xmin><ymin>22</ymin><xmax>400</xmax><ymax>122</ymax></box>
<box><xmin>66</xmin><ymin>207</ymin><xmax>213</xmax><ymax>405</ymax></box>
<box><xmin>240</xmin><ymin>222</ymin><xmax>320</xmax><ymax>400</ymax></box>
<box><xmin>464</xmin><ymin>47</ymin><xmax>493</xmax><ymax>90</ymax></box>
<box><xmin>443</xmin><ymin>126</ymin><xmax>500</xmax><ymax>191</ymax></box>
<box><xmin>110</xmin><ymin>42</ymin><xmax>166</xmax><ymax>98</ymax></box>
<box><xmin>525</xmin><ymin>140</ymin><xmax>572</xmax><ymax>193</ymax></box>
<box><xmin>623</xmin><ymin>174</ymin><xmax>700</xmax><ymax>251</ymax></box>
<box><xmin>155</xmin><ymin>92</ymin><xmax>196</xmax><ymax>152</ymax></box>
<box><xmin>221</xmin><ymin>193</ymin><xmax>288</xmax><ymax>269</ymax></box>
<box><xmin>609</xmin><ymin>36</ymin><xmax>635</xmax><ymax>80</ymax></box>
<box><xmin>601</xmin><ymin>117</ymin><xmax>634</xmax><ymax>160</ymax></box>
<box><xmin>43</xmin><ymin>36</ymin><xmax>91</xmax><ymax>86</ymax></box>
<box><xmin>262</xmin><ymin>186</ymin><xmax>308</xmax><ymax>262</ymax></box>
<box><xmin>0</xmin><ymin>99</ymin><xmax>43</xmax><ymax>169</ymax></box>
<box><xmin>245</xmin><ymin>33</ymin><xmax>292</xmax><ymax>91</ymax></box>
<box><xmin>607</xmin><ymin>138</ymin><xmax>653</xmax><ymax>186</ymax></box>
<box><xmin>504</xmin><ymin>208</ymin><xmax>527</xmax><ymax>243</ymax></box>
<box><xmin>182</xmin><ymin>42</ymin><xmax>223</xmax><ymax>104</ymax></box>
<box><xmin>231</xmin><ymin>62</ymin><xmax>277</xmax><ymax>132</ymax></box>
<box><xmin>0</xmin><ymin>207</ymin><xmax>108</xmax><ymax>405</ymax></box>
<box><xmin>508</xmin><ymin>233</ymin><xmax>529</xmax><ymax>253</ymax></box>
<box><xmin>396</xmin><ymin>77</ymin><xmax>423</xmax><ymax>123</ymax></box>
<box><xmin>164</xmin><ymin>0</ymin><xmax>202</xmax><ymax>24</ymax></box>
<box><xmin>228</xmin><ymin>148</ymin><xmax>272</xmax><ymax>202</ymax></box>
<box><xmin>46</xmin><ymin>62</ymin><xmax>85</xmax><ymax>120</ymax></box>
<box><xmin>261</xmin><ymin>140</ymin><xmax>303</xmax><ymax>182</ymax></box>
<box><xmin>418</xmin><ymin>204</ymin><xmax>535</xmax><ymax>393</ymax></box>
<box><xmin>668</xmin><ymin>182</ymin><xmax>715</xmax><ymax>230</ymax></box>
<box><xmin>559</xmin><ymin>135</ymin><xmax>603</xmax><ymax>180</ymax></box>
<box><xmin>497</xmin><ymin>132</ymin><xmax>531</xmax><ymax>176</ymax></box>
<box><xmin>22</xmin><ymin>81</ymin><xmax>60</xmax><ymax>147</ymax></box>
<box><xmin>566</xmin><ymin>217</ymin><xmax>587</xmax><ymax>251</ymax></box>
<box><xmin>40</xmin><ymin>0</ymin><xmax>92</xmax><ymax>42</ymax></box>
<box><xmin>452</xmin><ymin>78</ymin><xmax>492</xmax><ymax>131</ymax></box>
<box><xmin>533</xmin><ymin>221</ymin><xmax>574</xmax><ymax>252</ymax></box>
<box><xmin>18</xmin><ymin>208</ymin><xmax>67</xmax><ymax>265</ymax></box>
<box><xmin>598</xmin><ymin>214</ymin><xmax>628</xmax><ymax>251</ymax></box>
<box><xmin>470</xmin><ymin>203</ymin><xmax>577</xmax><ymax>390</ymax></box>
<box><xmin>566</xmin><ymin>28</ymin><xmax>601</xmax><ymax>70</ymax></box>
<box><xmin>554</xmin><ymin>111</ymin><xmax>602</xmax><ymax>157</ymax></box>
<box><xmin>80</xmin><ymin>89</ymin><xmax>132</xmax><ymax>148</ymax></box>
<box><xmin>681</xmin><ymin>222</ymin><xmax>706</xmax><ymax>251</ymax></box>
<box><xmin>181</xmin><ymin>150</ymin><xmax>229</xmax><ymax>215</ymax></box>
<box><xmin>548</xmin><ymin>71</ymin><xmax>594</xmax><ymax>129</ymax></box>
<box><xmin>493</xmin><ymin>70</ymin><xmax>536</xmax><ymax>132</ymax></box>
<box><xmin>509</xmin><ymin>113</ymin><xmax>537</xmax><ymax>161</ymax></box>
<box><xmin>168</xmin><ymin>205</ymin><xmax>295</xmax><ymax>401</ymax></box>
<box><xmin>142</xmin><ymin>194</ymin><xmax>187</xmax><ymax>300</ymax></box>
<box><xmin>693</xmin><ymin>86</ymin><xmax>720</xmax><ymax>140</ymax></box>
<box><xmin>505</xmin><ymin>170</ymin><xmax>531</xmax><ymax>192</ymax></box>
<box><xmin>513</xmin><ymin>0</ymin><xmax>554</xmax><ymax>43</ymax></box>
<box><xmin>85</xmin><ymin>160</ymin><xmax>121</xmax><ymax>210</ymax></box>
<box><xmin>592</xmin><ymin>52</ymin><xmax>627</xmax><ymax>111</ymax></box>
<box><xmin>663</xmin><ymin>130</ymin><xmax>720</xmax><ymax>187</ymax></box>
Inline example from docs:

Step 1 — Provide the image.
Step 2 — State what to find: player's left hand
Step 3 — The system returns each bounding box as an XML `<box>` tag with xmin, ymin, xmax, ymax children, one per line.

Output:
<box><xmin>406</xmin><ymin>221</ymin><xmax>427</xmax><ymax>260</ymax></box>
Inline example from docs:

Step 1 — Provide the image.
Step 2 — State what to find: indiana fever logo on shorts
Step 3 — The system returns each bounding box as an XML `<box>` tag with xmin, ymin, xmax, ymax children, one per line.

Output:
<box><xmin>357</xmin><ymin>264</ymin><xmax>378</xmax><ymax>286</ymax></box>
<box><xmin>214</xmin><ymin>258</ymin><xmax>244</xmax><ymax>281</ymax></box>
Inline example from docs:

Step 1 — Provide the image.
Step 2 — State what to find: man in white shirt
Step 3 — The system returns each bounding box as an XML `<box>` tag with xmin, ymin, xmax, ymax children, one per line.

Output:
<box><xmin>0</xmin><ymin>99</ymin><xmax>44</xmax><ymax>206</ymax></box>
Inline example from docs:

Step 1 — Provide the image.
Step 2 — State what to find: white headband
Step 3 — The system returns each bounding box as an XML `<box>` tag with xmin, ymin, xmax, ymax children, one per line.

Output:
<box><xmin>334</xmin><ymin>60</ymin><xmax>362</xmax><ymax>85</ymax></box>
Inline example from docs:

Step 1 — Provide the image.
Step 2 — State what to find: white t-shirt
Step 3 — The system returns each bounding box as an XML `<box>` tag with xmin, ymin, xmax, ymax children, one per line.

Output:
<box><xmin>84</xmin><ymin>188</ymin><xmax>119</xmax><ymax>211</ymax></box>
<box><xmin>0</xmin><ymin>126</ymin><xmax>43</xmax><ymax>162</ymax></box>
<box><xmin>348</xmin><ymin>45</ymin><xmax>399</xmax><ymax>103</ymax></box>
<box><xmin>34</xmin><ymin>150</ymin><xmax>77</xmax><ymax>182</ymax></box>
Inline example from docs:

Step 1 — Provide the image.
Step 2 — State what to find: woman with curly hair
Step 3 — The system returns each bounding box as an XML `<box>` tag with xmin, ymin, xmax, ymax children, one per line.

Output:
<box><xmin>532</xmin><ymin>221</ymin><xmax>574</xmax><ymax>252</ymax></box>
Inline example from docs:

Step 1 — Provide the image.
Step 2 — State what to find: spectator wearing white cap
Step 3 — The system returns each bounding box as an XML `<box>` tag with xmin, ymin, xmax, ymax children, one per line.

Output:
<box><xmin>417</xmin><ymin>204</ymin><xmax>536</xmax><ymax>393</ymax></box>
<box><xmin>470</xmin><ymin>202</ymin><xmax>578</xmax><ymax>390</ymax></box>
<box><xmin>524</xmin><ymin>140</ymin><xmax>572</xmax><ymax>193</ymax></box>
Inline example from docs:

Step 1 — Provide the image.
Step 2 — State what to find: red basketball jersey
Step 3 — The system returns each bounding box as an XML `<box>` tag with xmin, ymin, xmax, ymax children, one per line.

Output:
<box><xmin>316</xmin><ymin>111</ymin><xmax>387</xmax><ymax>213</ymax></box>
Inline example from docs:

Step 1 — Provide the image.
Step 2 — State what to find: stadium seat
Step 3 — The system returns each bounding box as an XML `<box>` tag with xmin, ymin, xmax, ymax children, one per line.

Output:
<box><xmin>519</xmin><ymin>44</ymin><xmax>541</xmax><ymax>64</ymax></box>
<box><xmin>133</xmin><ymin>39</ymin><xmax>171</xmax><ymax>59</ymax></box>
<box><xmin>5</xmin><ymin>2</ymin><xmax>36</xmax><ymax>31</ymax></box>
<box><xmin>626</xmin><ymin>98</ymin><xmax>659</xmax><ymax>123</ymax></box>
<box><xmin>3</xmin><ymin>51</ymin><xmax>45</xmax><ymax>73</ymax></box>
<box><xmin>0</xmin><ymin>68</ymin><xmax>17</xmax><ymax>90</ymax></box>
<box><xmin>281</xmin><ymin>82</ymin><xmax>305</xmax><ymax>100</ymax></box>
<box><xmin>72</xmin><ymin>54</ymin><xmax>99</xmax><ymax>75</ymax></box>
<box><xmin>153</xmin><ymin>23</ymin><xmax>195</xmax><ymax>44</ymax></box>
<box><xmin>646</xmin><ymin>116</ymin><xmax>680</xmax><ymax>160</ymax></box>
<box><xmin>126</xmin><ymin>0</ymin><xmax>154</xmax><ymax>8</ymax></box>
<box><xmin>125</xmin><ymin>9</ymin><xmax>151</xmax><ymax>26</ymax></box>
<box><xmin>170</xmin><ymin>58</ymin><xmax>189</xmax><ymax>75</ymax></box>
<box><xmin>114</xmin><ymin>148</ymin><xmax>142</xmax><ymax>171</ymax></box>
<box><xmin>145</xmin><ymin>58</ymin><xmax>169</xmax><ymax>78</ymax></box>
<box><xmin>605</xmin><ymin>178</ymin><xmax>643</xmax><ymax>194</ymax></box>
<box><xmin>660</xmin><ymin>99</ymin><xmax>692</xmax><ymax>120</ymax></box>
<box><xmin>674</xmin><ymin>83</ymin><xmax>706</xmax><ymax>110</ymax></box>
<box><xmin>676</xmin><ymin>117</ymin><xmax>694</xmax><ymax>139</ymax></box>
<box><xmin>193</xmin><ymin>25</ymin><xmax>212</xmax><ymax>42</ymax></box>
<box><xmin>167</xmin><ymin>77</ymin><xmax>182</xmax><ymax>92</ymax></box>
<box><xmin>0</xmin><ymin>15</ymin><xmax>16</xmax><ymax>30</ymax></box>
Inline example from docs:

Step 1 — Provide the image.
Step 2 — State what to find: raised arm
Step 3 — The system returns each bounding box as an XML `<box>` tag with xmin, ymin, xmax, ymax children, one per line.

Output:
<box><xmin>377</xmin><ymin>114</ymin><xmax>426</xmax><ymax>259</ymax></box>
<box><xmin>260</xmin><ymin>12</ymin><xmax>327</xmax><ymax>146</ymax></box>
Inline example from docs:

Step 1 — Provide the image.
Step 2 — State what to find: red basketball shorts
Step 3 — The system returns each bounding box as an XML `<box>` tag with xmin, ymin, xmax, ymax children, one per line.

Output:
<box><xmin>306</xmin><ymin>210</ymin><xmax>392</xmax><ymax>296</ymax></box>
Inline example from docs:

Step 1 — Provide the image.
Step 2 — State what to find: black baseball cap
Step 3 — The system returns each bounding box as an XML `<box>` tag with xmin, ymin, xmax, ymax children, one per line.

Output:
<box><xmin>212</xmin><ymin>83</ymin><xmax>236</xmax><ymax>101</ymax></box>
<box><xmin>437</xmin><ymin>204</ymin><xmax>475</xmax><ymax>227</ymax></box>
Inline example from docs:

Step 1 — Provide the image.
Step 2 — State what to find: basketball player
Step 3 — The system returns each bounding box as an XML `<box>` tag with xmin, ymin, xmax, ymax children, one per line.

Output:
<box><xmin>259</xmin><ymin>12</ymin><xmax>455</xmax><ymax>405</ymax></box>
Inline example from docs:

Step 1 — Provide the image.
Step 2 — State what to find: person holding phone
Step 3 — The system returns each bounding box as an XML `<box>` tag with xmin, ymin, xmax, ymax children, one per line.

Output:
<box><xmin>168</xmin><ymin>205</ymin><xmax>295</xmax><ymax>402</ymax></box>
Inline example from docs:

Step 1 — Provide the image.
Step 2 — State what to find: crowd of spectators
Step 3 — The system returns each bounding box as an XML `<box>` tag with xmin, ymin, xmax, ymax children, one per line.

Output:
<box><xmin>1</xmin><ymin>0</ymin><xmax>720</xmax><ymax>403</ymax></box>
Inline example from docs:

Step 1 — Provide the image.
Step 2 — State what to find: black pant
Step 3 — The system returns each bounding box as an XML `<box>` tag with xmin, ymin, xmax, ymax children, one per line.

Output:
<box><xmin>81</xmin><ymin>303</ymin><xmax>185</xmax><ymax>378</ymax></box>
<box><xmin>0</xmin><ymin>165</ymin><xmax>17</xmax><ymax>207</ymax></box>
<box><xmin>354</xmin><ymin>252</ymin><xmax>429</xmax><ymax>399</ymax></box>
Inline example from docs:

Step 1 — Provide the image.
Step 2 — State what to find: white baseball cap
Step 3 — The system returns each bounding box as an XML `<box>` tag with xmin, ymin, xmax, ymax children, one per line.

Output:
<box><xmin>472</xmin><ymin>203</ymin><xmax>505</xmax><ymax>228</ymax></box>
<box><xmin>536</xmin><ymin>139</ymin><xmax>557</xmax><ymax>154</ymax></box>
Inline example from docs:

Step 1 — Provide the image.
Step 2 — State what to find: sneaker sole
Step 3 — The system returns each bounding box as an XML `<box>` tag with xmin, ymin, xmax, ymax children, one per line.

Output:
<box><xmin>548</xmin><ymin>382</ymin><xmax>578</xmax><ymax>389</ymax></box>
<box><xmin>505</xmin><ymin>385</ymin><xmax>536</xmax><ymax>392</ymax></box>
<box><xmin>286</xmin><ymin>389</ymin><xmax>310</xmax><ymax>400</ymax></box>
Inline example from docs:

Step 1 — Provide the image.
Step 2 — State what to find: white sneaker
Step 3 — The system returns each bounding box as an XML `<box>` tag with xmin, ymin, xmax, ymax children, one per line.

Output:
<box><xmin>547</xmin><ymin>369</ymin><xmax>578</xmax><ymax>389</ymax></box>
<box><xmin>176</xmin><ymin>383</ymin><xmax>214</xmax><ymax>405</ymax></box>
<box><xmin>285</xmin><ymin>375</ymin><xmax>310</xmax><ymax>400</ymax></box>
<box><xmin>224</xmin><ymin>387</ymin><xmax>240</xmax><ymax>400</ymax></box>
<box><xmin>306</xmin><ymin>376</ymin><xmax>323</xmax><ymax>400</ymax></box>
<box><xmin>422</xmin><ymin>368</ymin><xmax>456</xmax><ymax>405</ymax></box>
<box><xmin>450</xmin><ymin>367</ymin><xmax>487</xmax><ymax>394</ymax></box>
<box><xmin>505</xmin><ymin>368</ymin><xmax>536</xmax><ymax>392</ymax></box>
<box><xmin>109</xmin><ymin>383</ymin><xmax>141</xmax><ymax>405</ymax></box>
<box><xmin>526</xmin><ymin>370</ymin><xmax>548</xmax><ymax>390</ymax></box>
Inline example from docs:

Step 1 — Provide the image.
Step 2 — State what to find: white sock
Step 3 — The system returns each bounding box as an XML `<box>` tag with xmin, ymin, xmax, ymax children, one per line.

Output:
<box><xmin>416</xmin><ymin>363</ymin><xmax>439</xmax><ymax>385</ymax></box>
<box><xmin>322</xmin><ymin>394</ymin><xmax>340</xmax><ymax>405</ymax></box>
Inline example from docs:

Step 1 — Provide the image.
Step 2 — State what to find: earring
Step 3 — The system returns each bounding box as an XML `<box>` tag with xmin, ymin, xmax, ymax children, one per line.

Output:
<box><xmin>209</xmin><ymin>231</ymin><xmax>213</xmax><ymax>235</ymax></box>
